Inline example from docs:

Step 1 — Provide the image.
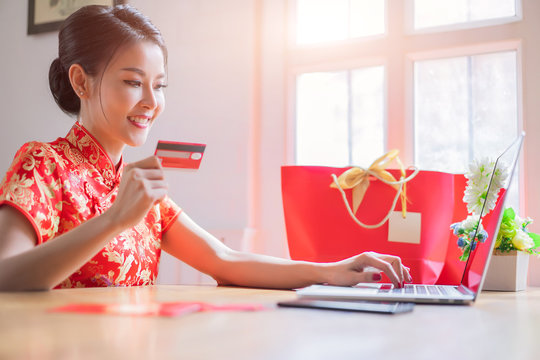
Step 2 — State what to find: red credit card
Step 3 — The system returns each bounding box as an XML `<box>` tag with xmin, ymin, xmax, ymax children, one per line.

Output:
<box><xmin>155</xmin><ymin>140</ymin><xmax>206</xmax><ymax>170</ymax></box>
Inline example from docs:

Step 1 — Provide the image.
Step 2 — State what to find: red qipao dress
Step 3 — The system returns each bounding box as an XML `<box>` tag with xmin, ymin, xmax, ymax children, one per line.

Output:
<box><xmin>0</xmin><ymin>122</ymin><xmax>181</xmax><ymax>288</ymax></box>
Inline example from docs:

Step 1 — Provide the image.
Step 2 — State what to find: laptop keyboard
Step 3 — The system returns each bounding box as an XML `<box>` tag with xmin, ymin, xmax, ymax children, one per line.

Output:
<box><xmin>377</xmin><ymin>284</ymin><xmax>460</xmax><ymax>296</ymax></box>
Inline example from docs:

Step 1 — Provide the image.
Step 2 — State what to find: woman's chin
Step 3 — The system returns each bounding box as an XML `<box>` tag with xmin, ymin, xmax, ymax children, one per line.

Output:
<box><xmin>127</xmin><ymin>136</ymin><xmax>149</xmax><ymax>148</ymax></box>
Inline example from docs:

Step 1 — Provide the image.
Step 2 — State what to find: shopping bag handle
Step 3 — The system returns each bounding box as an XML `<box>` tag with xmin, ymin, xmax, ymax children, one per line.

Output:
<box><xmin>330</xmin><ymin>150</ymin><xmax>420</xmax><ymax>229</ymax></box>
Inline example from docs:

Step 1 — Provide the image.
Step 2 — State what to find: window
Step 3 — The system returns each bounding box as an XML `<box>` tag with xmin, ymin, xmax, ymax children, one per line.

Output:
<box><xmin>296</xmin><ymin>66</ymin><xmax>385</xmax><ymax>167</ymax></box>
<box><xmin>295</xmin><ymin>0</ymin><xmax>386</xmax><ymax>45</ymax></box>
<box><xmin>290</xmin><ymin>0</ymin><xmax>523</xmax><ymax>208</ymax></box>
<box><xmin>414</xmin><ymin>51</ymin><xmax>518</xmax><ymax>172</ymax></box>
<box><xmin>413</xmin><ymin>0</ymin><xmax>519</xmax><ymax>30</ymax></box>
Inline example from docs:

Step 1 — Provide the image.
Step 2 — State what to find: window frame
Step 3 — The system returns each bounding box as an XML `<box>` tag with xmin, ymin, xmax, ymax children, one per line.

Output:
<box><xmin>404</xmin><ymin>0</ymin><xmax>523</xmax><ymax>35</ymax></box>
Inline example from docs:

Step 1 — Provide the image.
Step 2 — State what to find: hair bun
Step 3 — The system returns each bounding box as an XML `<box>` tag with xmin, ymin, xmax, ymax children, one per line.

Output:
<box><xmin>49</xmin><ymin>57</ymin><xmax>79</xmax><ymax>116</ymax></box>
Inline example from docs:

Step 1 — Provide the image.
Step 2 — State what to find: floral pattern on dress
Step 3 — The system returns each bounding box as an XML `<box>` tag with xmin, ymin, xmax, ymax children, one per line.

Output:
<box><xmin>0</xmin><ymin>122</ymin><xmax>181</xmax><ymax>288</ymax></box>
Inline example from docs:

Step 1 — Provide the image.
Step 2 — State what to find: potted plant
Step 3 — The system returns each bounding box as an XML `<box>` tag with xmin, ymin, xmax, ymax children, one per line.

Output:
<box><xmin>450</xmin><ymin>158</ymin><xmax>539</xmax><ymax>291</ymax></box>
<box><xmin>482</xmin><ymin>207</ymin><xmax>540</xmax><ymax>291</ymax></box>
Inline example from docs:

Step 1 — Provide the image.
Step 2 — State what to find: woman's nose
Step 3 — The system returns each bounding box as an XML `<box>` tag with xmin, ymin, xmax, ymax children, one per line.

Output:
<box><xmin>141</xmin><ymin>85</ymin><xmax>158</xmax><ymax>109</ymax></box>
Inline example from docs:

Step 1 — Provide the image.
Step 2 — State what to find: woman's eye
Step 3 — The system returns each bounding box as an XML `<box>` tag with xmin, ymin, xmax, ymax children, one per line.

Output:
<box><xmin>154</xmin><ymin>84</ymin><xmax>168</xmax><ymax>90</ymax></box>
<box><xmin>124</xmin><ymin>80</ymin><xmax>142</xmax><ymax>87</ymax></box>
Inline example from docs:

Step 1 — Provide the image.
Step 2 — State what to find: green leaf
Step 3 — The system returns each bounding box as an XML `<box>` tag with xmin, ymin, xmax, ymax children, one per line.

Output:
<box><xmin>503</xmin><ymin>207</ymin><xmax>516</xmax><ymax>221</ymax></box>
<box><xmin>496</xmin><ymin>212</ymin><xmax>516</xmax><ymax>249</ymax></box>
<box><xmin>459</xmin><ymin>246</ymin><xmax>471</xmax><ymax>262</ymax></box>
<box><xmin>529</xmin><ymin>232</ymin><xmax>540</xmax><ymax>249</ymax></box>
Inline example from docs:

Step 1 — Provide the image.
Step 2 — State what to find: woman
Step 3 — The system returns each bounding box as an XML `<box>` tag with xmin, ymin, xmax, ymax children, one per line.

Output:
<box><xmin>0</xmin><ymin>5</ymin><xmax>411</xmax><ymax>291</ymax></box>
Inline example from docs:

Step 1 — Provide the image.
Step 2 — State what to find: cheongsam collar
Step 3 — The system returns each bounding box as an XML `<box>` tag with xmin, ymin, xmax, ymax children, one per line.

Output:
<box><xmin>66</xmin><ymin>122</ymin><xmax>124</xmax><ymax>186</ymax></box>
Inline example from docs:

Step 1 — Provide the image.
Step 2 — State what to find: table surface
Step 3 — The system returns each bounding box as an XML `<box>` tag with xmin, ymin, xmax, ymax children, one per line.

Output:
<box><xmin>0</xmin><ymin>285</ymin><xmax>539</xmax><ymax>360</ymax></box>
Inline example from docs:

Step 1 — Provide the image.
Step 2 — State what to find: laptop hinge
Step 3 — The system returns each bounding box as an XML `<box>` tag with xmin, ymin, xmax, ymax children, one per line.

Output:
<box><xmin>457</xmin><ymin>285</ymin><xmax>474</xmax><ymax>296</ymax></box>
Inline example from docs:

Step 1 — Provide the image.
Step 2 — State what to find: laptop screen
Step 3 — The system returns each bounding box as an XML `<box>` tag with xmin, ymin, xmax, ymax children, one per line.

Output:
<box><xmin>460</xmin><ymin>133</ymin><xmax>524</xmax><ymax>295</ymax></box>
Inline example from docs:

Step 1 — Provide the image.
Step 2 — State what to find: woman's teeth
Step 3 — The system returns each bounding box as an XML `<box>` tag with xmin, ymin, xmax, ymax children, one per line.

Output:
<box><xmin>128</xmin><ymin>116</ymin><xmax>150</xmax><ymax>124</ymax></box>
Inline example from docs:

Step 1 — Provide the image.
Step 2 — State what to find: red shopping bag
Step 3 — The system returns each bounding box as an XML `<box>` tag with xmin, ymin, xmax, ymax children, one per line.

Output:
<box><xmin>281</xmin><ymin>166</ymin><xmax>458</xmax><ymax>285</ymax></box>
<box><xmin>436</xmin><ymin>174</ymin><xmax>468</xmax><ymax>285</ymax></box>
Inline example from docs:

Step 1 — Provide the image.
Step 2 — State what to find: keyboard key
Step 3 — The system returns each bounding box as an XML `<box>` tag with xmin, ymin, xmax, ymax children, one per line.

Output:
<box><xmin>416</xmin><ymin>286</ymin><xmax>427</xmax><ymax>295</ymax></box>
<box><xmin>427</xmin><ymin>286</ymin><xmax>440</xmax><ymax>295</ymax></box>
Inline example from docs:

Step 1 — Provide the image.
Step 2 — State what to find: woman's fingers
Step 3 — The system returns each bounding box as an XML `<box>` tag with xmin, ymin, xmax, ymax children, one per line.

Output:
<box><xmin>144</xmin><ymin>179</ymin><xmax>168</xmax><ymax>203</ymax></box>
<box><xmin>360</xmin><ymin>254</ymin><xmax>401</xmax><ymax>287</ymax></box>
<box><xmin>147</xmin><ymin>179</ymin><xmax>168</xmax><ymax>190</ymax></box>
<box><xmin>126</xmin><ymin>155</ymin><xmax>163</xmax><ymax>170</ymax></box>
<box><xmin>374</xmin><ymin>252</ymin><xmax>414</xmax><ymax>285</ymax></box>
<box><xmin>109</xmin><ymin>156</ymin><xmax>169</xmax><ymax>229</ymax></box>
<box><xmin>325</xmin><ymin>252</ymin><xmax>412</xmax><ymax>287</ymax></box>
<box><xmin>354</xmin><ymin>252</ymin><xmax>413</xmax><ymax>287</ymax></box>
<box><xmin>126</xmin><ymin>158</ymin><xmax>164</xmax><ymax>180</ymax></box>
<box><xmin>404</xmin><ymin>266</ymin><xmax>413</xmax><ymax>283</ymax></box>
<box><xmin>352</xmin><ymin>271</ymin><xmax>383</xmax><ymax>284</ymax></box>
<box><xmin>137</xmin><ymin>169</ymin><xmax>166</xmax><ymax>180</ymax></box>
<box><xmin>385</xmin><ymin>254</ymin><xmax>404</xmax><ymax>286</ymax></box>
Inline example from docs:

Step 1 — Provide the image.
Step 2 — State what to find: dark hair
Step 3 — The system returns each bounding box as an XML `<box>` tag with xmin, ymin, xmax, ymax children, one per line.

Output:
<box><xmin>49</xmin><ymin>5</ymin><xmax>167</xmax><ymax>116</ymax></box>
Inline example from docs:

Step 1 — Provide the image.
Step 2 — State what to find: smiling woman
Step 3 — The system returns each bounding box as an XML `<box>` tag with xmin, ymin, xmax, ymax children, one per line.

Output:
<box><xmin>0</xmin><ymin>4</ymin><xmax>411</xmax><ymax>292</ymax></box>
<box><xmin>0</xmin><ymin>5</ymin><xmax>175</xmax><ymax>289</ymax></box>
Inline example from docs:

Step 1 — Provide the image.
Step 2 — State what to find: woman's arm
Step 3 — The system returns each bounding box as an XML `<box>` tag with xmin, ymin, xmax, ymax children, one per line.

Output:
<box><xmin>0</xmin><ymin>156</ymin><xmax>167</xmax><ymax>291</ymax></box>
<box><xmin>162</xmin><ymin>212</ymin><xmax>412</xmax><ymax>290</ymax></box>
<box><xmin>0</xmin><ymin>205</ymin><xmax>124</xmax><ymax>291</ymax></box>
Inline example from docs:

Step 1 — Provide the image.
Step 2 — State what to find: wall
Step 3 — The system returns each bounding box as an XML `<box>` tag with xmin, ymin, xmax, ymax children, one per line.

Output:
<box><xmin>258</xmin><ymin>0</ymin><xmax>289</xmax><ymax>258</ymax></box>
<box><xmin>0</xmin><ymin>1</ymin><xmax>71</xmax><ymax>167</ymax></box>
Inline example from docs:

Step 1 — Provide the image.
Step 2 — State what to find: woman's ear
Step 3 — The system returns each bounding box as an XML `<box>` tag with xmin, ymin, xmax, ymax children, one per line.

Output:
<box><xmin>68</xmin><ymin>64</ymin><xmax>89</xmax><ymax>99</ymax></box>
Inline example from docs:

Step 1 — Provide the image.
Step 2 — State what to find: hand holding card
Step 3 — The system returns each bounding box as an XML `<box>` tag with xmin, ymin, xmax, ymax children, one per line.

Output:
<box><xmin>155</xmin><ymin>140</ymin><xmax>206</xmax><ymax>170</ymax></box>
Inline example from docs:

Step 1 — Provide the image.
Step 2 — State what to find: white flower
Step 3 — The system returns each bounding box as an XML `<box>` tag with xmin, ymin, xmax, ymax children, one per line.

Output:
<box><xmin>512</xmin><ymin>229</ymin><xmax>535</xmax><ymax>251</ymax></box>
<box><xmin>461</xmin><ymin>214</ymin><xmax>483</xmax><ymax>232</ymax></box>
<box><xmin>515</xmin><ymin>215</ymin><xmax>533</xmax><ymax>230</ymax></box>
<box><xmin>463</xmin><ymin>158</ymin><xmax>508</xmax><ymax>215</ymax></box>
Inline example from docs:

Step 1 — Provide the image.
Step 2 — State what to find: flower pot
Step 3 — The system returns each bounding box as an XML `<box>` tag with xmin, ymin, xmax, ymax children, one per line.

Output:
<box><xmin>482</xmin><ymin>250</ymin><xmax>529</xmax><ymax>291</ymax></box>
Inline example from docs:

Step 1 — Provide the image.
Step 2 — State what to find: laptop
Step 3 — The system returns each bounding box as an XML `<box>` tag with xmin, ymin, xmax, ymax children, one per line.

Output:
<box><xmin>296</xmin><ymin>133</ymin><xmax>525</xmax><ymax>305</ymax></box>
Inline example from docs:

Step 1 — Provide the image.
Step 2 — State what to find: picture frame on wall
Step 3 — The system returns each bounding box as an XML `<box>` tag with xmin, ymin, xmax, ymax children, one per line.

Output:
<box><xmin>27</xmin><ymin>0</ymin><xmax>125</xmax><ymax>35</ymax></box>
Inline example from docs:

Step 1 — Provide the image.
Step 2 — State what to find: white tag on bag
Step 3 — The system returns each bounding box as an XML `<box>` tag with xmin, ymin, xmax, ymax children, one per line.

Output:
<box><xmin>388</xmin><ymin>211</ymin><xmax>422</xmax><ymax>244</ymax></box>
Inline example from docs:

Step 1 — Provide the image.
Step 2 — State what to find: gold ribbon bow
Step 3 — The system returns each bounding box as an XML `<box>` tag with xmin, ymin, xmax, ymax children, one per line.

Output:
<box><xmin>330</xmin><ymin>150</ymin><xmax>409</xmax><ymax>219</ymax></box>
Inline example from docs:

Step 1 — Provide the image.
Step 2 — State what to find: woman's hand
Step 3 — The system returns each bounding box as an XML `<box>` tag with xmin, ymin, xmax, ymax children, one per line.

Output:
<box><xmin>324</xmin><ymin>252</ymin><xmax>412</xmax><ymax>288</ymax></box>
<box><xmin>107</xmin><ymin>156</ymin><xmax>168</xmax><ymax>230</ymax></box>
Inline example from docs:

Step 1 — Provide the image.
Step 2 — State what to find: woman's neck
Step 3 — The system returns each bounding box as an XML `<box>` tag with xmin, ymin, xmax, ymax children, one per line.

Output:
<box><xmin>78</xmin><ymin>118</ymin><xmax>124</xmax><ymax>167</ymax></box>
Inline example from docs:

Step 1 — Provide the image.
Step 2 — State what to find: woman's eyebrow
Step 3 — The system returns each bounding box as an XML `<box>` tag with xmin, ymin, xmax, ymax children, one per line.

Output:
<box><xmin>120</xmin><ymin>67</ymin><xmax>166</xmax><ymax>78</ymax></box>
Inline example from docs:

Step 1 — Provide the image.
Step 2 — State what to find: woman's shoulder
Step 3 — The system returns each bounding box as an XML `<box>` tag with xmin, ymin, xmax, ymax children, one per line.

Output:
<box><xmin>8</xmin><ymin>139</ymin><xmax>67</xmax><ymax>175</ymax></box>
<box><xmin>19</xmin><ymin>136</ymin><xmax>72</xmax><ymax>157</ymax></box>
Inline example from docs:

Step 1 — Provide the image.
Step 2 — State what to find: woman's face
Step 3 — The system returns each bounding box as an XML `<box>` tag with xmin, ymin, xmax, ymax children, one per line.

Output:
<box><xmin>82</xmin><ymin>40</ymin><xmax>166</xmax><ymax>160</ymax></box>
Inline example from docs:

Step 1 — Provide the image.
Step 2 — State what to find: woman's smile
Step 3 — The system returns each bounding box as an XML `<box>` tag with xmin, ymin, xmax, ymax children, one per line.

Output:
<box><xmin>128</xmin><ymin>115</ymin><xmax>153</xmax><ymax>129</ymax></box>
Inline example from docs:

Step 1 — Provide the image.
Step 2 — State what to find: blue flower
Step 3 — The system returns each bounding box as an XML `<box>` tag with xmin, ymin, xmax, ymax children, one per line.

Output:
<box><xmin>477</xmin><ymin>230</ymin><xmax>488</xmax><ymax>242</ymax></box>
<box><xmin>471</xmin><ymin>241</ymin><xmax>477</xmax><ymax>250</ymax></box>
<box><xmin>457</xmin><ymin>237</ymin><xmax>466</xmax><ymax>248</ymax></box>
<box><xmin>450</xmin><ymin>222</ymin><xmax>463</xmax><ymax>236</ymax></box>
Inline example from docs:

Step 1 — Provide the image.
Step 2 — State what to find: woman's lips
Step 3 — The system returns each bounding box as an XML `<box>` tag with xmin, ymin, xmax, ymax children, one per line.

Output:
<box><xmin>127</xmin><ymin>116</ymin><xmax>152</xmax><ymax>129</ymax></box>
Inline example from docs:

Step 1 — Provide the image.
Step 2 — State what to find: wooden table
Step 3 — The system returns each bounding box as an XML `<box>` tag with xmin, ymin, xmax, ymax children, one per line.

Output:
<box><xmin>0</xmin><ymin>285</ymin><xmax>539</xmax><ymax>360</ymax></box>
